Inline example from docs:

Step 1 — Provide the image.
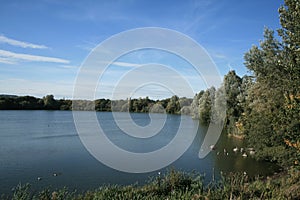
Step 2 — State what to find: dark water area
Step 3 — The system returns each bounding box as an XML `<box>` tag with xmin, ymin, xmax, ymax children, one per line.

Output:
<box><xmin>0</xmin><ymin>111</ymin><xmax>279</xmax><ymax>194</ymax></box>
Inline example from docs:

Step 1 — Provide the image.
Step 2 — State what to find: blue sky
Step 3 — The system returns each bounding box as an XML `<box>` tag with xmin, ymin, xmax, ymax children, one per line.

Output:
<box><xmin>0</xmin><ymin>0</ymin><xmax>283</xmax><ymax>99</ymax></box>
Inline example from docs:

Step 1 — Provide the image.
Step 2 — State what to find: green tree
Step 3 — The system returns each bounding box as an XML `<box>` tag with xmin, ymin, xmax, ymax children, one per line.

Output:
<box><xmin>213</xmin><ymin>85</ymin><xmax>227</xmax><ymax>124</ymax></box>
<box><xmin>223</xmin><ymin>71</ymin><xmax>242</xmax><ymax>135</ymax></box>
<box><xmin>95</xmin><ymin>99</ymin><xmax>110</xmax><ymax>111</ymax></box>
<box><xmin>166</xmin><ymin>95</ymin><xmax>180</xmax><ymax>114</ymax></box>
<box><xmin>198</xmin><ymin>87</ymin><xmax>215</xmax><ymax>125</ymax></box>
<box><xmin>150</xmin><ymin>103</ymin><xmax>165</xmax><ymax>113</ymax></box>
<box><xmin>191</xmin><ymin>90</ymin><xmax>204</xmax><ymax>119</ymax></box>
<box><xmin>277</xmin><ymin>0</ymin><xmax>300</xmax><ymax>166</ymax></box>
<box><xmin>224</xmin><ymin>71</ymin><xmax>242</xmax><ymax>117</ymax></box>
<box><xmin>43</xmin><ymin>95</ymin><xmax>59</xmax><ymax>110</ymax></box>
<box><xmin>242</xmin><ymin>0</ymin><xmax>300</xmax><ymax>166</ymax></box>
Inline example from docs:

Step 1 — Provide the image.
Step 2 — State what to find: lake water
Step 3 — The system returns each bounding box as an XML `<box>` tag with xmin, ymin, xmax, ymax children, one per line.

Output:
<box><xmin>0</xmin><ymin>111</ymin><xmax>279</xmax><ymax>194</ymax></box>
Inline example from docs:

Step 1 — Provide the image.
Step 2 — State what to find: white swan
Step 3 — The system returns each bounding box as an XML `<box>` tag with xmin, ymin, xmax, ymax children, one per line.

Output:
<box><xmin>233</xmin><ymin>147</ymin><xmax>239</xmax><ymax>152</ymax></box>
<box><xmin>210</xmin><ymin>145</ymin><xmax>216</xmax><ymax>150</ymax></box>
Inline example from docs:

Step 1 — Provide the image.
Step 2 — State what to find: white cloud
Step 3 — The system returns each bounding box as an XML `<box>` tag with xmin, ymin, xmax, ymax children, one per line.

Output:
<box><xmin>98</xmin><ymin>61</ymin><xmax>142</xmax><ymax>68</ymax></box>
<box><xmin>0</xmin><ymin>49</ymin><xmax>70</xmax><ymax>64</ymax></box>
<box><xmin>111</xmin><ymin>61</ymin><xmax>141</xmax><ymax>68</ymax></box>
<box><xmin>60</xmin><ymin>64</ymin><xmax>80</xmax><ymax>69</ymax></box>
<box><xmin>0</xmin><ymin>35</ymin><xmax>48</xmax><ymax>49</ymax></box>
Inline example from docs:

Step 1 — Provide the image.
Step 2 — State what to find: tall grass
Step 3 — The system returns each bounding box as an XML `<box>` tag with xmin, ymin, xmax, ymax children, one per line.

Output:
<box><xmin>2</xmin><ymin>168</ymin><xmax>299</xmax><ymax>200</ymax></box>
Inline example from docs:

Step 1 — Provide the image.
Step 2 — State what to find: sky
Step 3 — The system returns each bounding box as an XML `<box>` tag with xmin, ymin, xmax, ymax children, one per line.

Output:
<box><xmin>0</xmin><ymin>0</ymin><xmax>284</xmax><ymax>100</ymax></box>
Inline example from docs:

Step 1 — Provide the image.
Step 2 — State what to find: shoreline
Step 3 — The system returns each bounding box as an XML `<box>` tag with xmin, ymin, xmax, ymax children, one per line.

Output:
<box><xmin>3</xmin><ymin>168</ymin><xmax>299</xmax><ymax>199</ymax></box>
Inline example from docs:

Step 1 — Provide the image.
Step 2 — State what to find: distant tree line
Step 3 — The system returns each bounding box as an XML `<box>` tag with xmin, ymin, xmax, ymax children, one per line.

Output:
<box><xmin>0</xmin><ymin>72</ymin><xmax>249</xmax><ymax>130</ymax></box>
<box><xmin>0</xmin><ymin>94</ymin><xmax>193</xmax><ymax>115</ymax></box>
<box><xmin>0</xmin><ymin>95</ymin><xmax>72</xmax><ymax>110</ymax></box>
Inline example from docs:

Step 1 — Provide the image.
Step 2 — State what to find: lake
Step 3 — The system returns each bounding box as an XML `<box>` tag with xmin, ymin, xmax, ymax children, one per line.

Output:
<box><xmin>0</xmin><ymin>110</ymin><xmax>279</xmax><ymax>194</ymax></box>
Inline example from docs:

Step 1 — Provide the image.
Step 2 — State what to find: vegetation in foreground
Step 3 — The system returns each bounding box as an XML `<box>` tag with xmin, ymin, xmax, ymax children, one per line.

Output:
<box><xmin>3</xmin><ymin>168</ymin><xmax>300</xmax><ymax>200</ymax></box>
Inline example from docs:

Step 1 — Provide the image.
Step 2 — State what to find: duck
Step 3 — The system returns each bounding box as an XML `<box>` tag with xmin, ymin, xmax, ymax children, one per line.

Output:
<box><xmin>233</xmin><ymin>147</ymin><xmax>239</xmax><ymax>152</ymax></box>
<box><xmin>249</xmin><ymin>150</ymin><xmax>255</xmax><ymax>155</ymax></box>
<box><xmin>37</xmin><ymin>177</ymin><xmax>42</xmax><ymax>181</ymax></box>
<box><xmin>242</xmin><ymin>153</ymin><xmax>247</xmax><ymax>157</ymax></box>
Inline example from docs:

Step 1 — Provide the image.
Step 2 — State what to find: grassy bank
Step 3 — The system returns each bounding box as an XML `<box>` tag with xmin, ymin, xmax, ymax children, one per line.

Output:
<box><xmin>3</xmin><ymin>168</ymin><xmax>300</xmax><ymax>200</ymax></box>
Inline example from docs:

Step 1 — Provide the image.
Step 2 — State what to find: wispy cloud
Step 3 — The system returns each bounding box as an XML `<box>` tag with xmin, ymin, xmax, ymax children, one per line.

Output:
<box><xmin>111</xmin><ymin>61</ymin><xmax>141</xmax><ymax>68</ymax></box>
<box><xmin>212</xmin><ymin>53</ymin><xmax>227</xmax><ymax>59</ymax></box>
<box><xmin>60</xmin><ymin>64</ymin><xmax>80</xmax><ymax>69</ymax></box>
<box><xmin>98</xmin><ymin>61</ymin><xmax>141</xmax><ymax>68</ymax></box>
<box><xmin>0</xmin><ymin>57</ymin><xmax>17</xmax><ymax>64</ymax></box>
<box><xmin>0</xmin><ymin>49</ymin><xmax>70</xmax><ymax>64</ymax></box>
<box><xmin>0</xmin><ymin>35</ymin><xmax>48</xmax><ymax>49</ymax></box>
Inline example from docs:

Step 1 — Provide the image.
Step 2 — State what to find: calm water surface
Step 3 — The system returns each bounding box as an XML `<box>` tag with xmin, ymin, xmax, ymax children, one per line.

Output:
<box><xmin>0</xmin><ymin>111</ymin><xmax>278</xmax><ymax>194</ymax></box>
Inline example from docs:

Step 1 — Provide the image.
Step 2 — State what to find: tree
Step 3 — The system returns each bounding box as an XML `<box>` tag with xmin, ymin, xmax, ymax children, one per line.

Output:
<box><xmin>43</xmin><ymin>95</ymin><xmax>59</xmax><ymax>110</ymax></box>
<box><xmin>223</xmin><ymin>71</ymin><xmax>242</xmax><ymax>135</ymax></box>
<box><xmin>198</xmin><ymin>87</ymin><xmax>215</xmax><ymax>125</ymax></box>
<box><xmin>224</xmin><ymin>71</ymin><xmax>242</xmax><ymax>114</ymax></box>
<box><xmin>150</xmin><ymin>103</ymin><xmax>165</xmax><ymax>113</ymax></box>
<box><xmin>191</xmin><ymin>90</ymin><xmax>204</xmax><ymax>119</ymax></box>
<box><xmin>166</xmin><ymin>95</ymin><xmax>180</xmax><ymax>114</ymax></box>
<box><xmin>213</xmin><ymin>85</ymin><xmax>227</xmax><ymax>124</ymax></box>
<box><xmin>277</xmin><ymin>0</ymin><xmax>300</xmax><ymax>166</ymax></box>
<box><xmin>242</xmin><ymin>0</ymin><xmax>300</xmax><ymax>166</ymax></box>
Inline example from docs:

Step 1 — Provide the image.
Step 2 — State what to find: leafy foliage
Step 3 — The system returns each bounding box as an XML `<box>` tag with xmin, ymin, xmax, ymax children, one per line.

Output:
<box><xmin>240</xmin><ymin>0</ymin><xmax>300</xmax><ymax>166</ymax></box>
